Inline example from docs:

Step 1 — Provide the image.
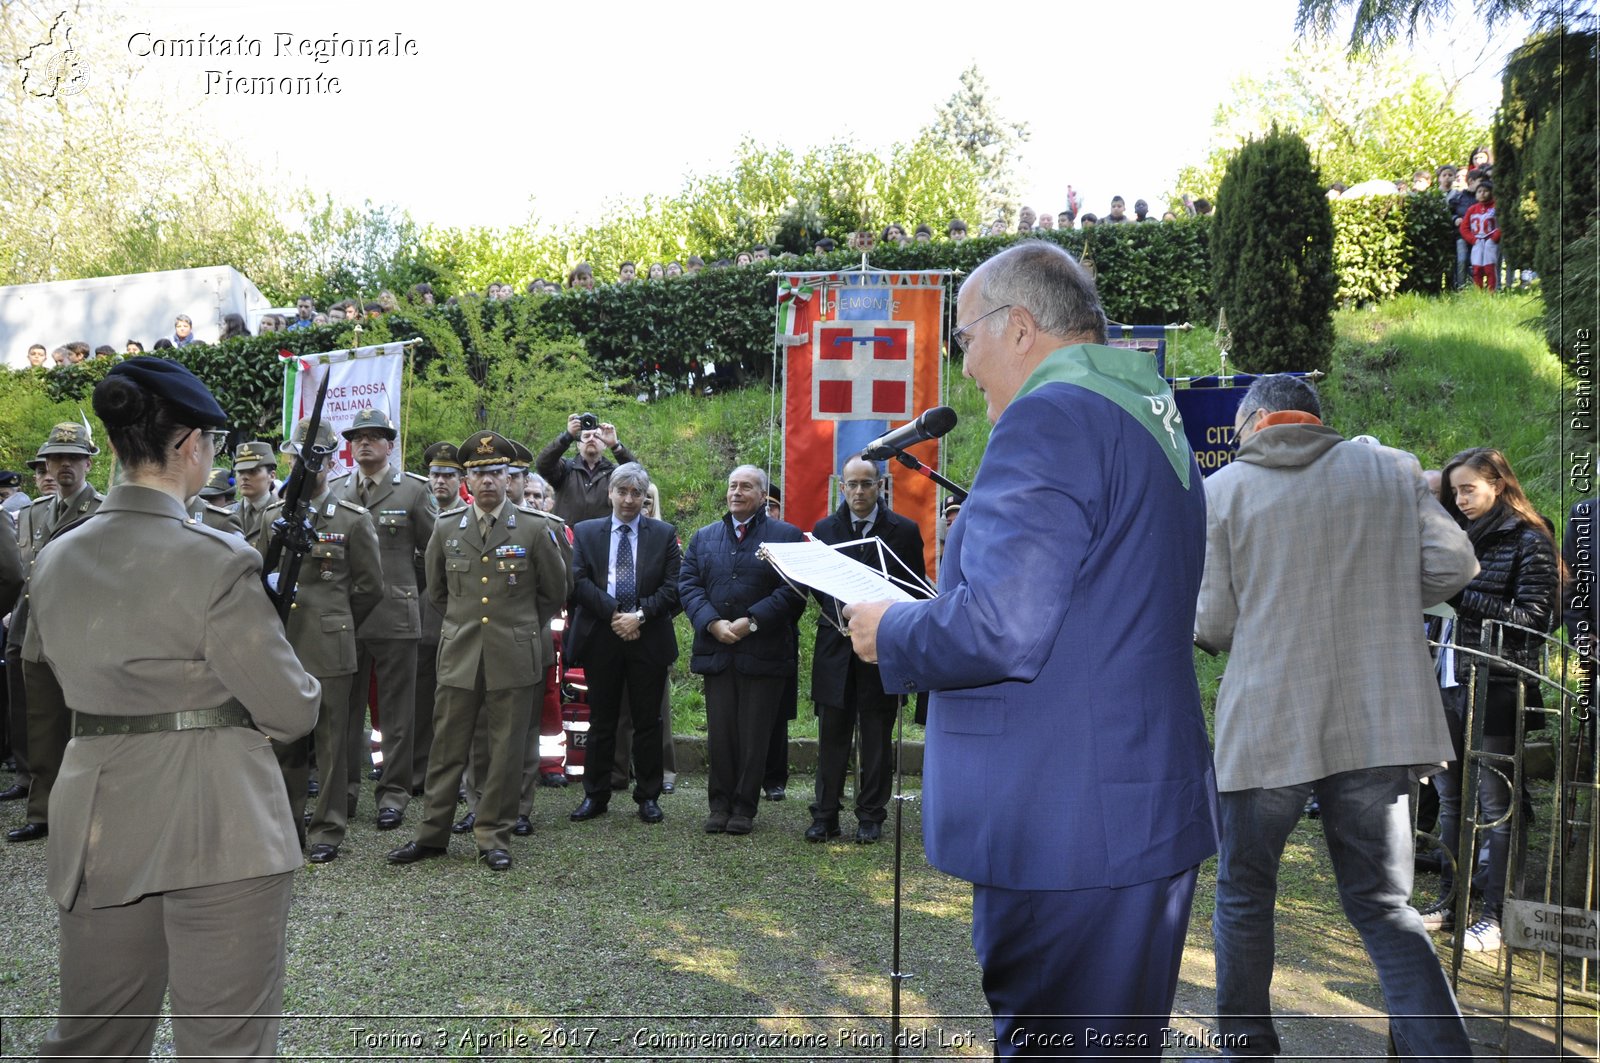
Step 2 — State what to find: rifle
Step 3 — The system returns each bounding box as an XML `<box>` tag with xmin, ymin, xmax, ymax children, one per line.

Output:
<box><xmin>261</xmin><ymin>367</ymin><xmax>333</xmax><ymax>624</ymax></box>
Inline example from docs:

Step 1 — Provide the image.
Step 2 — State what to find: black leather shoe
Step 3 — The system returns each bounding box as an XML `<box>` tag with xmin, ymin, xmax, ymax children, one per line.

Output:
<box><xmin>855</xmin><ymin>821</ymin><xmax>883</xmax><ymax>844</ymax></box>
<box><xmin>539</xmin><ymin>771</ymin><xmax>569</xmax><ymax>788</ymax></box>
<box><xmin>570</xmin><ymin>796</ymin><xmax>609</xmax><ymax>821</ymax></box>
<box><xmin>306</xmin><ymin>778</ymin><xmax>320</xmax><ymax>797</ymax></box>
<box><xmin>6</xmin><ymin>821</ymin><xmax>47</xmax><ymax>842</ymax></box>
<box><xmin>661</xmin><ymin>779</ymin><xmax>675</xmax><ymax>795</ymax></box>
<box><xmin>0</xmin><ymin>782</ymin><xmax>27</xmax><ymax>801</ymax></box>
<box><xmin>307</xmin><ymin>843</ymin><xmax>339</xmax><ymax>863</ymax></box>
<box><xmin>451</xmin><ymin>811</ymin><xmax>476</xmax><ymax>834</ymax></box>
<box><xmin>725</xmin><ymin>814</ymin><xmax>754</xmax><ymax>835</ymax></box>
<box><xmin>386</xmin><ymin>841</ymin><xmax>447</xmax><ymax>864</ymax></box>
<box><xmin>512</xmin><ymin>815</ymin><xmax>532</xmax><ymax>836</ymax></box>
<box><xmin>369</xmin><ymin>767</ymin><xmax>382</xmax><ymax>781</ymax></box>
<box><xmin>763</xmin><ymin>786</ymin><xmax>786</xmax><ymax>801</ymax></box>
<box><xmin>704</xmin><ymin>811</ymin><xmax>730</xmax><ymax>833</ymax></box>
<box><xmin>638</xmin><ymin>799</ymin><xmax>664</xmax><ymax>824</ymax></box>
<box><xmin>805</xmin><ymin>818</ymin><xmax>841</xmax><ymax>843</ymax></box>
<box><xmin>478</xmin><ymin>847</ymin><xmax>512</xmax><ymax>871</ymax></box>
<box><xmin>375</xmin><ymin>807</ymin><xmax>403</xmax><ymax>831</ymax></box>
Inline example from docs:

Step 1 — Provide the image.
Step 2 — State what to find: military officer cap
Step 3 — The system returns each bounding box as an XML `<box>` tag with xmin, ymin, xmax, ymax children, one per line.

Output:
<box><xmin>281</xmin><ymin>416</ymin><xmax>339</xmax><ymax>455</ymax></box>
<box><xmin>199</xmin><ymin>468</ymin><xmax>236</xmax><ymax>498</ymax></box>
<box><xmin>26</xmin><ymin>454</ymin><xmax>45</xmax><ymax>471</ymax></box>
<box><xmin>105</xmin><ymin>356</ymin><xmax>229</xmax><ymax>429</ymax></box>
<box><xmin>424</xmin><ymin>441</ymin><xmax>462</xmax><ymax>472</ymax></box>
<box><xmin>0</xmin><ymin>471</ymin><xmax>19</xmax><ymax>488</ymax></box>
<box><xmin>507</xmin><ymin>438</ymin><xmax>533</xmax><ymax>471</ymax></box>
<box><xmin>233</xmin><ymin>441</ymin><xmax>277</xmax><ymax>472</ymax></box>
<box><xmin>36</xmin><ymin>421</ymin><xmax>100</xmax><ymax>457</ymax></box>
<box><xmin>342</xmin><ymin>407</ymin><xmax>398</xmax><ymax>441</ymax></box>
<box><xmin>458</xmin><ymin>430</ymin><xmax>516</xmax><ymax>470</ymax></box>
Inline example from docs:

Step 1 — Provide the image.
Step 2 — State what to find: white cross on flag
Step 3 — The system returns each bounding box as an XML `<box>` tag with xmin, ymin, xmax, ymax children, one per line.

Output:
<box><xmin>810</xmin><ymin>320</ymin><xmax>915</xmax><ymax>421</ymax></box>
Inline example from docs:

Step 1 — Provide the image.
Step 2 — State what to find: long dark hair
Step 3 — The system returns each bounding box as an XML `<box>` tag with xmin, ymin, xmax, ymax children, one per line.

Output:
<box><xmin>1441</xmin><ymin>447</ymin><xmax>1556</xmax><ymax>554</ymax></box>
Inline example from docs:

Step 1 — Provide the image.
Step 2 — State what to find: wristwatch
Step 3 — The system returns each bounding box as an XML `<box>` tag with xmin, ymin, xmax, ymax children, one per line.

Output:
<box><xmin>746</xmin><ymin>616</ymin><xmax>759</xmax><ymax>633</ymax></box>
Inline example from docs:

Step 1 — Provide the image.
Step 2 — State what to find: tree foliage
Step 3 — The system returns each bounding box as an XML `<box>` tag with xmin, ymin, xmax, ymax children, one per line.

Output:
<box><xmin>923</xmin><ymin>64</ymin><xmax>1031</xmax><ymax>223</ymax></box>
<box><xmin>1294</xmin><ymin>0</ymin><xmax>1550</xmax><ymax>53</ymax></box>
<box><xmin>1172</xmin><ymin>43</ymin><xmax>1489</xmax><ymax>203</ymax></box>
<box><xmin>1211</xmin><ymin>126</ymin><xmax>1338</xmax><ymax>374</ymax></box>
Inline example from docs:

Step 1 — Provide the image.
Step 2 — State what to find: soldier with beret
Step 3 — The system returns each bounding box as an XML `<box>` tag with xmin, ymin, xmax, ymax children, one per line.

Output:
<box><xmin>30</xmin><ymin>356</ymin><xmax>319</xmax><ymax>1060</ymax></box>
<box><xmin>10</xmin><ymin>423</ymin><xmax>104</xmax><ymax>844</ymax></box>
<box><xmin>331</xmin><ymin>408</ymin><xmax>435</xmax><ymax>831</ymax></box>
<box><xmin>412</xmin><ymin>441</ymin><xmax>463</xmax><ymax>794</ymax></box>
<box><xmin>231</xmin><ymin>442</ymin><xmax>279</xmax><ymax>543</ymax></box>
<box><xmin>1</xmin><ymin>456</ymin><xmax>54</xmax><ymax>805</ymax></box>
<box><xmin>187</xmin><ymin>469</ymin><xmax>242</xmax><ymax>535</ymax></box>
<box><xmin>0</xmin><ymin>469</ymin><xmax>29</xmax><ymax>523</ymax></box>
<box><xmin>254</xmin><ymin>418</ymin><xmax>383</xmax><ymax>861</ymax></box>
<box><xmin>388</xmin><ymin>431</ymin><xmax>568</xmax><ymax>871</ymax></box>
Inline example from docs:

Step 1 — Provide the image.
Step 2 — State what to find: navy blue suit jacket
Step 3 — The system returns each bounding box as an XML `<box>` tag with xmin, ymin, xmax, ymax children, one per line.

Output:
<box><xmin>566</xmin><ymin>515</ymin><xmax>681</xmax><ymax>669</ymax></box>
<box><xmin>679</xmin><ymin>511</ymin><xmax>806</xmax><ymax>677</ymax></box>
<box><xmin>876</xmin><ymin>381</ymin><xmax>1219</xmax><ymax>891</ymax></box>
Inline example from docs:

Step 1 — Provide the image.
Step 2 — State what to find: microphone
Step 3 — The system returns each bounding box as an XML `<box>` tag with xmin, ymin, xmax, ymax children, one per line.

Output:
<box><xmin>861</xmin><ymin>406</ymin><xmax>958</xmax><ymax>461</ymax></box>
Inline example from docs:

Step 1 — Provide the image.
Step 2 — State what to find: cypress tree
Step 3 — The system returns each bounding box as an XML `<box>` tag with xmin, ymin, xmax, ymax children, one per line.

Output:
<box><xmin>1211</xmin><ymin>125</ymin><xmax>1338</xmax><ymax>374</ymax></box>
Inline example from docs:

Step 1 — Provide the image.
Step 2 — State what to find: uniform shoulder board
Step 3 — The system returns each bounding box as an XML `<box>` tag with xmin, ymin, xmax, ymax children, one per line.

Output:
<box><xmin>336</xmin><ymin>498</ymin><xmax>369</xmax><ymax>514</ymax></box>
<box><xmin>532</xmin><ymin>509</ymin><xmax>566</xmax><ymax>525</ymax></box>
<box><xmin>203</xmin><ymin>502</ymin><xmax>235</xmax><ymax>517</ymax></box>
<box><xmin>329</xmin><ymin>470</ymin><xmax>351</xmax><ymax>482</ymax></box>
<box><xmin>404</xmin><ymin>471</ymin><xmax>429</xmax><ymax>485</ymax></box>
<box><xmin>514</xmin><ymin>502</ymin><xmax>543</xmax><ymax>517</ymax></box>
<box><xmin>261</xmin><ymin>500</ymin><xmax>285</xmax><ymax>514</ymax></box>
<box><xmin>438</xmin><ymin>504</ymin><xmax>468</xmax><ymax>517</ymax></box>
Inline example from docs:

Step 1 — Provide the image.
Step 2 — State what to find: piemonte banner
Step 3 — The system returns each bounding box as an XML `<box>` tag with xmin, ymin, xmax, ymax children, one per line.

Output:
<box><xmin>280</xmin><ymin>342</ymin><xmax>407</xmax><ymax>479</ymax></box>
<box><xmin>777</xmin><ymin>270</ymin><xmax>947</xmax><ymax>574</ymax></box>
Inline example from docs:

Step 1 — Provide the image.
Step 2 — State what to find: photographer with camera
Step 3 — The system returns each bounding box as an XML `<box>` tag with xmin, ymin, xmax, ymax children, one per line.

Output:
<box><xmin>535</xmin><ymin>412</ymin><xmax>638</xmax><ymax>525</ymax></box>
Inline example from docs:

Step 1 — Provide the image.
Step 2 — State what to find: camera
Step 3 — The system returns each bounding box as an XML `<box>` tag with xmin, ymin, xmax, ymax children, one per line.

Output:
<box><xmin>578</xmin><ymin>412</ymin><xmax>598</xmax><ymax>431</ymax></box>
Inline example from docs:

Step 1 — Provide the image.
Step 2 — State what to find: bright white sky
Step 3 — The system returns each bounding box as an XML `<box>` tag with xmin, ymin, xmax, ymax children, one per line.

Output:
<box><xmin>88</xmin><ymin>0</ymin><xmax>1525</xmax><ymax>232</ymax></box>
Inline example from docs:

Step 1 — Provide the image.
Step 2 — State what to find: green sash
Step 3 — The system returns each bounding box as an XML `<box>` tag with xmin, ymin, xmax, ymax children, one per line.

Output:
<box><xmin>1014</xmin><ymin>343</ymin><xmax>1193</xmax><ymax>488</ymax></box>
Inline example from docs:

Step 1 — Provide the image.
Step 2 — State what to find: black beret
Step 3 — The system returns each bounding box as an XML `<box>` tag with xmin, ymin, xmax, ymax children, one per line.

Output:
<box><xmin>107</xmin><ymin>357</ymin><xmax>228</xmax><ymax>428</ymax></box>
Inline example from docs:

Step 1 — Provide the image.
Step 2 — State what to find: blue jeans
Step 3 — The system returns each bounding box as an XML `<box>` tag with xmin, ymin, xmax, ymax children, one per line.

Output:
<box><xmin>1214</xmin><ymin>766</ymin><xmax>1471</xmax><ymax>1060</ymax></box>
<box><xmin>1432</xmin><ymin>684</ymin><xmax>1525</xmax><ymax>921</ymax></box>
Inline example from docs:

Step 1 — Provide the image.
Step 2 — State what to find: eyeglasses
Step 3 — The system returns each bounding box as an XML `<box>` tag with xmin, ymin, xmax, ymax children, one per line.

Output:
<box><xmin>951</xmin><ymin>304</ymin><xmax>1013</xmax><ymax>354</ymax></box>
<box><xmin>176</xmin><ymin>428</ymin><xmax>228</xmax><ymax>452</ymax></box>
<box><xmin>841</xmin><ymin>480</ymin><xmax>879</xmax><ymax>491</ymax></box>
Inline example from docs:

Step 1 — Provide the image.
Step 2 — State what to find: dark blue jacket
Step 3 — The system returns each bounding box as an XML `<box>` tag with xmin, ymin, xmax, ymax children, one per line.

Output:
<box><xmin>679</xmin><ymin>510</ymin><xmax>806</xmax><ymax>676</ymax></box>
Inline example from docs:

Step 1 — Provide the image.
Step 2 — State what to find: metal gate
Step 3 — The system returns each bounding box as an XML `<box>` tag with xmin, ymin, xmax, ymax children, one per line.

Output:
<box><xmin>1417</xmin><ymin>618</ymin><xmax>1600</xmax><ymax>1058</ymax></box>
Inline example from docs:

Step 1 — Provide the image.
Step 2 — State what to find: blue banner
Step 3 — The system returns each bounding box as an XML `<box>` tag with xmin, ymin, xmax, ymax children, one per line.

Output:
<box><xmin>1175</xmin><ymin>376</ymin><xmax>1255</xmax><ymax>477</ymax></box>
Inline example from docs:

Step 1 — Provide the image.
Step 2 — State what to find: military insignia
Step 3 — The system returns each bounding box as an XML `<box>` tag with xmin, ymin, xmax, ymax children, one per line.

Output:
<box><xmin>507</xmin><ymin>572</ymin><xmax>517</xmax><ymax>585</ymax></box>
<box><xmin>476</xmin><ymin>435</ymin><xmax>494</xmax><ymax>455</ymax></box>
<box><xmin>320</xmin><ymin>565</ymin><xmax>334</xmax><ymax>581</ymax></box>
<box><xmin>458</xmin><ymin>512</ymin><xmax>470</xmax><ymax>530</ymax></box>
<box><xmin>48</xmin><ymin>423</ymin><xmax>79</xmax><ymax>443</ymax></box>
<box><xmin>494</xmin><ymin>545</ymin><xmax>526</xmax><ymax>558</ymax></box>
<box><xmin>324</xmin><ymin>501</ymin><xmax>337</xmax><ymax>518</ymax></box>
<box><xmin>505</xmin><ymin>510</ymin><xmax>517</xmax><ymax>529</ymax></box>
<box><xmin>317</xmin><ymin>532</ymin><xmax>347</xmax><ymax>544</ymax></box>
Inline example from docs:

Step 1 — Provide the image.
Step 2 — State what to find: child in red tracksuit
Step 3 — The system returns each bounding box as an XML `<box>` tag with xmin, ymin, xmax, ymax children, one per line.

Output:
<box><xmin>1459</xmin><ymin>181</ymin><xmax>1500</xmax><ymax>291</ymax></box>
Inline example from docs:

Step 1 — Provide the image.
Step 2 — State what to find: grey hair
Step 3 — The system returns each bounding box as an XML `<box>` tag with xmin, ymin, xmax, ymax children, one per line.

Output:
<box><xmin>525</xmin><ymin>472</ymin><xmax>549</xmax><ymax>492</ymax></box>
<box><xmin>1235</xmin><ymin>374</ymin><xmax>1322</xmax><ymax>423</ymax></box>
<box><xmin>968</xmin><ymin>242</ymin><xmax>1107</xmax><ymax>343</ymax></box>
<box><xmin>174</xmin><ymin>314</ymin><xmax>192</xmax><ymax>326</ymax></box>
<box><xmin>611</xmin><ymin>461</ymin><xmax>651</xmax><ymax>493</ymax></box>
<box><xmin>730</xmin><ymin>463</ymin><xmax>768</xmax><ymax>494</ymax></box>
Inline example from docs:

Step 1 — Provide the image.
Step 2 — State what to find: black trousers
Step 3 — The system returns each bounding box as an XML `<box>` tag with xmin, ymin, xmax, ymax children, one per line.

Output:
<box><xmin>582</xmin><ymin>639</ymin><xmax>667</xmax><ymax>804</ymax></box>
<box><xmin>704</xmin><ymin>670</ymin><xmax>784</xmax><ymax>819</ymax></box>
<box><xmin>811</xmin><ymin>658</ymin><xmax>899</xmax><ymax>825</ymax></box>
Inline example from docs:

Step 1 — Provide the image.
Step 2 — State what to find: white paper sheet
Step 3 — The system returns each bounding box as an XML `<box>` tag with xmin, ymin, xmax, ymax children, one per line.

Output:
<box><xmin>758</xmin><ymin>539</ymin><xmax>918</xmax><ymax>604</ymax></box>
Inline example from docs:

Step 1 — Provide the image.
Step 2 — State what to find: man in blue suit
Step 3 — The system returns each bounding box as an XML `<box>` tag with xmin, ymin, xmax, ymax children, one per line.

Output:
<box><xmin>845</xmin><ymin>242</ymin><xmax>1217</xmax><ymax>1056</ymax></box>
<box><xmin>565</xmin><ymin>463</ymin><xmax>681</xmax><ymax>825</ymax></box>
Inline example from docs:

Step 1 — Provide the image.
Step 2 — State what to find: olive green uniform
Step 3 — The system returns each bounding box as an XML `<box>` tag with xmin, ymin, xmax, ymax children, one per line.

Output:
<box><xmin>254</xmin><ymin>491</ymin><xmax>383</xmax><ymax>847</ymax></box>
<box><xmin>417</xmin><ymin>500</ymin><xmax>567</xmax><ymax>853</ymax></box>
<box><xmin>331</xmin><ymin>468</ymin><xmax>435</xmax><ymax>815</ymax></box>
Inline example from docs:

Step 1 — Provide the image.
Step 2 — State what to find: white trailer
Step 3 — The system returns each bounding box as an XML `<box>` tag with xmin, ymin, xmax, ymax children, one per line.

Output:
<box><xmin>1</xmin><ymin>266</ymin><xmax>270</xmax><ymax>367</ymax></box>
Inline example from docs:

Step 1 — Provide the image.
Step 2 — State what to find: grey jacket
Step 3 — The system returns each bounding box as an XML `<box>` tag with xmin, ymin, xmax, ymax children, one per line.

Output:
<box><xmin>1196</xmin><ymin>423</ymin><xmax>1478</xmax><ymax>791</ymax></box>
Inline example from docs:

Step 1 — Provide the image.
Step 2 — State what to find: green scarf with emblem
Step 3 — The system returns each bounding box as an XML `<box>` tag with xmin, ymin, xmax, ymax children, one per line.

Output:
<box><xmin>1014</xmin><ymin>343</ymin><xmax>1193</xmax><ymax>488</ymax></box>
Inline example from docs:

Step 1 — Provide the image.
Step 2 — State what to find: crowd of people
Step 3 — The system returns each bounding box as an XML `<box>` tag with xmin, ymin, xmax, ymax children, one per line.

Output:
<box><xmin>0</xmin><ymin>230</ymin><xmax>1570</xmax><ymax>1059</ymax></box>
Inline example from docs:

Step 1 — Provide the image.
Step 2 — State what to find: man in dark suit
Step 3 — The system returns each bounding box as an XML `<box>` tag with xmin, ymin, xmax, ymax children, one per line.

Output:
<box><xmin>808</xmin><ymin>457</ymin><xmax>926</xmax><ymax>844</ymax></box>
<box><xmin>845</xmin><ymin>243</ymin><xmax>1217</xmax><ymax>1055</ymax></box>
<box><xmin>565</xmin><ymin>463</ymin><xmax>681</xmax><ymax>824</ymax></box>
<box><xmin>679</xmin><ymin>465</ymin><xmax>807</xmax><ymax>835</ymax></box>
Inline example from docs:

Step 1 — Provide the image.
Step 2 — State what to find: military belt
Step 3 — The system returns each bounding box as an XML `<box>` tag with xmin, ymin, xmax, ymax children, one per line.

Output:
<box><xmin>73</xmin><ymin>702</ymin><xmax>255</xmax><ymax>737</ymax></box>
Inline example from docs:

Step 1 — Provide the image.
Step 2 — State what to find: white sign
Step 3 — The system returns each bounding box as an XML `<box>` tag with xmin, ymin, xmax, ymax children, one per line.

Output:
<box><xmin>282</xmin><ymin>343</ymin><xmax>406</xmax><ymax>479</ymax></box>
<box><xmin>1503</xmin><ymin>900</ymin><xmax>1600</xmax><ymax>957</ymax></box>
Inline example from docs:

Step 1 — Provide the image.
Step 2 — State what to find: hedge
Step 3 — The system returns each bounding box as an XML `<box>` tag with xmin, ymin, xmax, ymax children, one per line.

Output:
<box><xmin>18</xmin><ymin>205</ymin><xmax>1451</xmax><ymax>447</ymax></box>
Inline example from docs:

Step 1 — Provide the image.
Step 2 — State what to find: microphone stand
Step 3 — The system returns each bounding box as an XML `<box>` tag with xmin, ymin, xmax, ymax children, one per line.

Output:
<box><xmin>882</xmin><ymin>445</ymin><xmax>968</xmax><ymax>504</ymax></box>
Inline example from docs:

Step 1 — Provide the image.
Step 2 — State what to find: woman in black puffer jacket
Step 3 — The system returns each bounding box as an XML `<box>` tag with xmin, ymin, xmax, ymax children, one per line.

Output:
<box><xmin>1430</xmin><ymin>447</ymin><xmax>1560</xmax><ymax>952</ymax></box>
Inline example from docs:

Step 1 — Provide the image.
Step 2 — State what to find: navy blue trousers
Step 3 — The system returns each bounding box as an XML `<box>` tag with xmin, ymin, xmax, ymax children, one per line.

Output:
<box><xmin>973</xmin><ymin>865</ymin><xmax>1199</xmax><ymax>1058</ymax></box>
